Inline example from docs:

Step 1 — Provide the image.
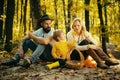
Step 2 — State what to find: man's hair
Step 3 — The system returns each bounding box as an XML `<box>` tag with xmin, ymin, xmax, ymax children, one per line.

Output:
<box><xmin>53</xmin><ymin>29</ymin><xmax>63</xmax><ymax>41</ymax></box>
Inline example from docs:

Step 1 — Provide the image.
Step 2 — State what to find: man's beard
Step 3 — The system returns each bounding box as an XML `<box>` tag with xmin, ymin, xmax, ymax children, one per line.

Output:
<box><xmin>43</xmin><ymin>27</ymin><xmax>51</xmax><ymax>33</ymax></box>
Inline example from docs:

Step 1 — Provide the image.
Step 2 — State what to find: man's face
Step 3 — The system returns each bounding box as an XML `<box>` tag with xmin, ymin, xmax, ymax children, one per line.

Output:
<box><xmin>41</xmin><ymin>20</ymin><xmax>52</xmax><ymax>33</ymax></box>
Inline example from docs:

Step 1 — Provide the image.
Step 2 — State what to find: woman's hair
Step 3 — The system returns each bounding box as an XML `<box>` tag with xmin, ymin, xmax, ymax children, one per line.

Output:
<box><xmin>53</xmin><ymin>29</ymin><xmax>63</xmax><ymax>41</ymax></box>
<box><xmin>71</xmin><ymin>18</ymin><xmax>87</xmax><ymax>37</ymax></box>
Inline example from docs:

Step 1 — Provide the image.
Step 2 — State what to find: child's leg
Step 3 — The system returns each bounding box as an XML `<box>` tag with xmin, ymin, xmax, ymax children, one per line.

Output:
<box><xmin>46</xmin><ymin>59</ymin><xmax>66</xmax><ymax>70</ymax></box>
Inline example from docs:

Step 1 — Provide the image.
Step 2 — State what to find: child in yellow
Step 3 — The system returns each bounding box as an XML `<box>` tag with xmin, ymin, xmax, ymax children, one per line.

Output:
<box><xmin>46</xmin><ymin>29</ymin><xmax>76</xmax><ymax>69</ymax></box>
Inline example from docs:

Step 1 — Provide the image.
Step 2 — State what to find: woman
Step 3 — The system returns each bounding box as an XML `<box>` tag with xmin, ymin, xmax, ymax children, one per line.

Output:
<box><xmin>67</xmin><ymin>18</ymin><xmax>119</xmax><ymax>69</ymax></box>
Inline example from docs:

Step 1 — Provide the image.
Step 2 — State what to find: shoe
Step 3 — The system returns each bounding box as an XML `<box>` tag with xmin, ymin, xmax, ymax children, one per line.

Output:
<box><xmin>97</xmin><ymin>63</ymin><xmax>109</xmax><ymax>69</ymax></box>
<box><xmin>105</xmin><ymin>60</ymin><xmax>119</xmax><ymax>66</ymax></box>
<box><xmin>22</xmin><ymin>59</ymin><xmax>31</xmax><ymax>68</ymax></box>
<box><xmin>1</xmin><ymin>59</ymin><xmax>18</xmax><ymax>66</ymax></box>
<box><xmin>45</xmin><ymin>65</ymin><xmax>50</xmax><ymax>70</ymax></box>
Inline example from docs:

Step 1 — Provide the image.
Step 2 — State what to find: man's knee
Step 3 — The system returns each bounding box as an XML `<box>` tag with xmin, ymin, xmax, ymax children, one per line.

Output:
<box><xmin>23</xmin><ymin>39</ymin><xmax>37</xmax><ymax>52</ymax></box>
<box><xmin>24</xmin><ymin>39</ymin><xmax>33</xmax><ymax>45</ymax></box>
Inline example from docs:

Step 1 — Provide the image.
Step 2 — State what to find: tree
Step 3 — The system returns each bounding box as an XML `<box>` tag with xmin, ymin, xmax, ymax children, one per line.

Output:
<box><xmin>30</xmin><ymin>0</ymin><xmax>41</xmax><ymax>30</ymax></box>
<box><xmin>23</xmin><ymin>0</ymin><xmax>28</xmax><ymax>35</ymax></box>
<box><xmin>0</xmin><ymin>0</ymin><xmax>4</xmax><ymax>44</ymax></box>
<box><xmin>67</xmin><ymin>0</ymin><xmax>73</xmax><ymax>32</ymax></box>
<box><xmin>97</xmin><ymin>0</ymin><xmax>108</xmax><ymax>55</ymax></box>
<box><xmin>104</xmin><ymin>5</ymin><xmax>109</xmax><ymax>42</ymax></box>
<box><xmin>54</xmin><ymin>0</ymin><xmax>58</xmax><ymax>29</ymax></box>
<box><xmin>62</xmin><ymin>0</ymin><xmax>67</xmax><ymax>33</ymax></box>
<box><xmin>4</xmin><ymin>0</ymin><xmax>15</xmax><ymax>52</ymax></box>
<box><xmin>85</xmin><ymin>0</ymin><xmax>90</xmax><ymax>31</ymax></box>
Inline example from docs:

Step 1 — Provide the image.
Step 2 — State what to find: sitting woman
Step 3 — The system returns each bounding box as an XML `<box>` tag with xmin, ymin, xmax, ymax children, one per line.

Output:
<box><xmin>67</xmin><ymin>18</ymin><xmax>119</xmax><ymax>69</ymax></box>
<box><xmin>45</xmin><ymin>29</ymin><xmax>76</xmax><ymax>69</ymax></box>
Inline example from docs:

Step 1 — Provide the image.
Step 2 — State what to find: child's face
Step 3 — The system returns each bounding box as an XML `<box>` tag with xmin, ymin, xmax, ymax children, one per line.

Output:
<box><xmin>58</xmin><ymin>32</ymin><xmax>66</xmax><ymax>41</ymax></box>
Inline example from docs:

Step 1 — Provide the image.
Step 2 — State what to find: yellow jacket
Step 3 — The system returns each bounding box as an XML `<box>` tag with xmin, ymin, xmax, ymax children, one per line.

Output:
<box><xmin>52</xmin><ymin>41</ymin><xmax>76</xmax><ymax>59</ymax></box>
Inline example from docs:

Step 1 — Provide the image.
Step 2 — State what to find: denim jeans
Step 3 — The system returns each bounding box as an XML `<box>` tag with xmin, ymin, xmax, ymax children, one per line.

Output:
<box><xmin>14</xmin><ymin>39</ymin><xmax>37</xmax><ymax>61</ymax></box>
<box><xmin>39</xmin><ymin>44</ymin><xmax>55</xmax><ymax>61</ymax></box>
<box><xmin>29</xmin><ymin>44</ymin><xmax>45</xmax><ymax>63</ymax></box>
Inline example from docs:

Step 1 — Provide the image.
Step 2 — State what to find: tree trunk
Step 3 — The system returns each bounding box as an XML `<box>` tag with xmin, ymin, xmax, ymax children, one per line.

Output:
<box><xmin>4</xmin><ymin>0</ymin><xmax>15</xmax><ymax>52</ymax></box>
<box><xmin>97</xmin><ymin>0</ymin><xmax>108</xmax><ymax>55</ymax></box>
<box><xmin>104</xmin><ymin>6</ymin><xmax>109</xmax><ymax>42</ymax></box>
<box><xmin>30</xmin><ymin>0</ymin><xmax>41</xmax><ymax>30</ymax></box>
<box><xmin>54</xmin><ymin>0</ymin><xmax>58</xmax><ymax>29</ymax></box>
<box><xmin>23</xmin><ymin>0</ymin><xmax>27</xmax><ymax>35</ymax></box>
<box><xmin>118</xmin><ymin>0</ymin><xmax>120</xmax><ymax>29</ymax></box>
<box><xmin>67</xmin><ymin>0</ymin><xmax>72</xmax><ymax>32</ymax></box>
<box><xmin>62</xmin><ymin>0</ymin><xmax>67</xmax><ymax>33</ymax></box>
<box><xmin>85</xmin><ymin>0</ymin><xmax>90</xmax><ymax>31</ymax></box>
<box><xmin>0</xmin><ymin>0</ymin><xmax>4</xmax><ymax>44</ymax></box>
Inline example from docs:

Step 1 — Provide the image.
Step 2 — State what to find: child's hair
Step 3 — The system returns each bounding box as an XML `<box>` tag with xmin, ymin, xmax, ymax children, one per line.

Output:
<box><xmin>53</xmin><ymin>29</ymin><xmax>63</xmax><ymax>41</ymax></box>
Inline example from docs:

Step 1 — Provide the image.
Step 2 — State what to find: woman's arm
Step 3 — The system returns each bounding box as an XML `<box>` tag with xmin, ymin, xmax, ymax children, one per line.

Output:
<box><xmin>76</xmin><ymin>44</ymin><xmax>100</xmax><ymax>51</ymax></box>
<box><xmin>76</xmin><ymin>45</ymin><xmax>89</xmax><ymax>51</ymax></box>
<box><xmin>85</xmin><ymin>31</ymin><xmax>98</xmax><ymax>45</ymax></box>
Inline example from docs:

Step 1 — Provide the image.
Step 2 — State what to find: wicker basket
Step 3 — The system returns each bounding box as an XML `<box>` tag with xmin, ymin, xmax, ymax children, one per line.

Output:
<box><xmin>66</xmin><ymin>48</ymin><xmax>84</xmax><ymax>69</ymax></box>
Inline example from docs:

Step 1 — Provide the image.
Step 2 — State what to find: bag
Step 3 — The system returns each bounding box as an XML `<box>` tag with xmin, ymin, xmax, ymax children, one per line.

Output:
<box><xmin>84</xmin><ymin>56</ymin><xmax>97</xmax><ymax>68</ymax></box>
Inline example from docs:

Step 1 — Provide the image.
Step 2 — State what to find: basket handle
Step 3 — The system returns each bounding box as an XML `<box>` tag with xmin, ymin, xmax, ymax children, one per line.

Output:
<box><xmin>66</xmin><ymin>48</ymin><xmax>84</xmax><ymax>63</ymax></box>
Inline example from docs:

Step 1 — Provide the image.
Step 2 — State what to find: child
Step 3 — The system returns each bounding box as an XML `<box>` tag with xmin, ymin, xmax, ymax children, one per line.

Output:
<box><xmin>46</xmin><ymin>29</ymin><xmax>76</xmax><ymax>69</ymax></box>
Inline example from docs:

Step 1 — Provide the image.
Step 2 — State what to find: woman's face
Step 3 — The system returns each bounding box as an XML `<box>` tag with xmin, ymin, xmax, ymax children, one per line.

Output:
<box><xmin>72</xmin><ymin>20</ymin><xmax>82</xmax><ymax>34</ymax></box>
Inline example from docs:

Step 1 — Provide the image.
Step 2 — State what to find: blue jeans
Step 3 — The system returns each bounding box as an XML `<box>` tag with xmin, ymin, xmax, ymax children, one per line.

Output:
<box><xmin>29</xmin><ymin>44</ymin><xmax>45</xmax><ymax>63</ymax></box>
<box><xmin>14</xmin><ymin>39</ymin><xmax>46</xmax><ymax>63</ymax></box>
<box><xmin>14</xmin><ymin>39</ymin><xmax>37</xmax><ymax>61</ymax></box>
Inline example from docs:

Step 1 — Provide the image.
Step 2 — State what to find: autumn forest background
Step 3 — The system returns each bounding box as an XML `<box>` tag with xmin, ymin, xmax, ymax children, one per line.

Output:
<box><xmin>0</xmin><ymin>0</ymin><xmax>120</xmax><ymax>55</ymax></box>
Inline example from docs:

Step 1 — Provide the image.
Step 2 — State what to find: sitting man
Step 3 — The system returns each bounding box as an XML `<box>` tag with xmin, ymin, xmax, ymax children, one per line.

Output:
<box><xmin>1</xmin><ymin>14</ymin><xmax>54</xmax><ymax>67</ymax></box>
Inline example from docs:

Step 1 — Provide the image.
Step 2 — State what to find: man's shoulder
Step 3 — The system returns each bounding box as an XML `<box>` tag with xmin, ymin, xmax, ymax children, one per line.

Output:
<box><xmin>34</xmin><ymin>28</ymin><xmax>43</xmax><ymax>32</ymax></box>
<box><xmin>48</xmin><ymin>28</ymin><xmax>54</xmax><ymax>34</ymax></box>
<box><xmin>50</xmin><ymin>28</ymin><xmax>54</xmax><ymax>31</ymax></box>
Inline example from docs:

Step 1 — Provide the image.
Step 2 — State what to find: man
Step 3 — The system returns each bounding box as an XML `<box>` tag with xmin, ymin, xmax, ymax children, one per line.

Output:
<box><xmin>1</xmin><ymin>14</ymin><xmax>54</xmax><ymax>67</ymax></box>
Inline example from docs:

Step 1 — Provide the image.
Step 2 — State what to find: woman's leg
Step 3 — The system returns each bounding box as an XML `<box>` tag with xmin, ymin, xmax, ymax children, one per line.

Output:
<box><xmin>94</xmin><ymin>48</ymin><xmax>119</xmax><ymax>66</ymax></box>
<box><xmin>87</xmin><ymin>49</ymin><xmax>109</xmax><ymax>69</ymax></box>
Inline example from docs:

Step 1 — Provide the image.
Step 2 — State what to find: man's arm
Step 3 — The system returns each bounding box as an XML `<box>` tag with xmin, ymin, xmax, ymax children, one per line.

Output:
<box><xmin>18</xmin><ymin>34</ymin><xmax>30</xmax><ymax>58</ymax></box>
<box><xmin>28</xmin><ymin>32</ymin><xmax>52</xmax><ymax>44</ymax></box>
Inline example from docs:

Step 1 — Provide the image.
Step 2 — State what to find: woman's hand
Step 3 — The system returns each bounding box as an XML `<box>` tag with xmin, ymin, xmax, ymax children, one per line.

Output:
<box><xmin>87</xmin><ymin>44</ymin><xmax>100</xmax><ymax>50</ymax></box>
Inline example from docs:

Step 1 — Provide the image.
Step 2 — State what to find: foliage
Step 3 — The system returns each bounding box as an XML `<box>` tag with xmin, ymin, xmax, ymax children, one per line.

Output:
<box><xmin>1</xmin><ymin>0</ymin><xmax>120</xmax><ymax>50</ymax></box>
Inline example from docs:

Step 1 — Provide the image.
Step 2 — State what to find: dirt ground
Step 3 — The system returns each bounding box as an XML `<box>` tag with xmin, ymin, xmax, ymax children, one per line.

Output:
<box><xmin>0</xmin><ymin>50</ymin><xmax>120</xmax><ymax>80</ymax></box>
<box><xmin>0</xmin><ymin>61</ymin><xmax>120</xmax><ymax>80</ymax></box>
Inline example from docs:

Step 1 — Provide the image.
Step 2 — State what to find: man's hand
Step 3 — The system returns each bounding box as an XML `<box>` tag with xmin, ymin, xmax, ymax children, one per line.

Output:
<box><xmin>28</xmin><ymin>31</ymin><xmax>34</xmax><ymax>39</ymax></box>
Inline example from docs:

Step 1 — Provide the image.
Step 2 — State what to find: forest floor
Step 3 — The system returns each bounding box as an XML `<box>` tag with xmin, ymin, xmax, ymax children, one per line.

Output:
<box><xmin>0</xmin><ymin>49</ymin><xmax>120</xmax><ymax>80</ymax></box>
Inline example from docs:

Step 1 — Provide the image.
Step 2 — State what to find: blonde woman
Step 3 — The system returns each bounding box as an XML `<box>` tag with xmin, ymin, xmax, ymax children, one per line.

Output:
<box><xmin>67</xmin><ymin>18</ymin><xmax>119</xmax><ymax>69</ymax></box>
